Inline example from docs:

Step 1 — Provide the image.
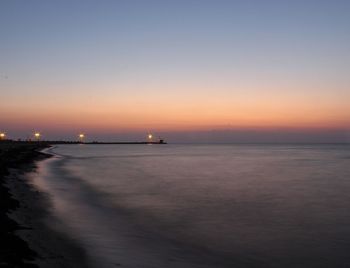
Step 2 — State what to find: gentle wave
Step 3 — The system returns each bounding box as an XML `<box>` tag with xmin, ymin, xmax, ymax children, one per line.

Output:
<box><xmin>33</xmin><ymin>144</ymin><xmax>350</xmax><ymax>268</ymax></box>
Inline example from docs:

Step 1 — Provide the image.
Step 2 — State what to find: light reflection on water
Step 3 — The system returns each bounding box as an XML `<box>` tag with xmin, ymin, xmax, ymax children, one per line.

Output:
<box><xmin>35</xmin><ymin>144</ymin><xmax>350</xmax><ymax>268</ymax></box>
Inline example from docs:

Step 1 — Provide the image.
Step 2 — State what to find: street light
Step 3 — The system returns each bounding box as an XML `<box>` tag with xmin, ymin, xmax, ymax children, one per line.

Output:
<box><xmin>0</xmin><ymin>132</ymin><xmax>6</xmax><ymax>140</ymax></box>
<box><xmin>34</xmin><ymin>132</ymin><xmax>41</xmax><ymax>141</ymax></box>
<box><xmin>78</xmin><ymin>133</ymin><xmax>85</xmax><ymax>143</ymax></box>
<box><xmin>148</xmin><ymin>134</ymin><xmax>153</xmax><ymax>140</ymax></box>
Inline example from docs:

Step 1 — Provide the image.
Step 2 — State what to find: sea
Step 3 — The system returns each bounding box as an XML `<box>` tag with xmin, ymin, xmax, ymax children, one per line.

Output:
<box><xmin>32</xmin><ymin>144</ymin><xmax>350</xmax><ymax>268</ymax></box>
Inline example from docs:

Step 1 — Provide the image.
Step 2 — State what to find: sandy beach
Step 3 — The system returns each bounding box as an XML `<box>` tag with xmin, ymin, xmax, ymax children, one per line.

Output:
<box><xmin>0</xmin><ymin>142</ymin><xmax>88</xmax><ymax>267</ymax></box>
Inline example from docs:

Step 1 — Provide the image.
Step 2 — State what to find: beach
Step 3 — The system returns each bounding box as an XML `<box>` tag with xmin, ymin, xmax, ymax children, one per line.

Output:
<box><xmin>1</xmin><ymin>143</ymin><xmax>350</xmax><ymax>267</ymax></box>
<box><xmin>1</xmin><ymin>0</ymin><xmax>349</xmax><ymax>266</ymax></box>
<box><xmin>0</xmin><ymin>142</ymin><xmax>87</xmax><ymax>267</ymax></box>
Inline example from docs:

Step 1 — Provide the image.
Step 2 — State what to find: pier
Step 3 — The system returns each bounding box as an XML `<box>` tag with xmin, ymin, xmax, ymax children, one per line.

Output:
<box><xmin>0</xmin><ymin>140</ymin><xmax>167</xmax><ymax>145</ymax></box>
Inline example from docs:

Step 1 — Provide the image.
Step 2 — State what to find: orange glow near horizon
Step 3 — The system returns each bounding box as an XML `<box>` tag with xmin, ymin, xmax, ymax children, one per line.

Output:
<box><xmin>1</xmin><ymin>83</ymin><xmax>349</xmax><ymax>133</ymax></box>
<box><xmin>1</xmin><ymin>110</ymin><xmax>349</xmax><ymax>132</ymax></box>
<box><xmin>1</xmin><ymin>103</ymin><xmax>349</xmax><ymax>132</ymax></box>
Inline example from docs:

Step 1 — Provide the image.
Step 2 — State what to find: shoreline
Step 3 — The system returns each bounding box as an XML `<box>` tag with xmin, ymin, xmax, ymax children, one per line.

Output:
<box><xmin>0</xmin><ymin>142</ymin><xmax>88</xmax><ymax>267</ymax></box>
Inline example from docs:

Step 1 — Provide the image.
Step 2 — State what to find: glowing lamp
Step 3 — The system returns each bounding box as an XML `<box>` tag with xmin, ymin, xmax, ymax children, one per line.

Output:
<box><xmin>0</xmin><ymin>132</ymin><xmax>5</xmax><ymax>140</ymax></box>
<box><xmin>148</xmin><ymin>134</ymin><xmax>153</xmax><ymax>140</ymax></box>
<box><xmin>34</xmin><ymin>132</ymin><xmax>41</xmax><ymax>139</ymax></box>
<box><xmin>78</xmin><ymin>133</ymin><xmax>85</xmax><ymax>143</ymax></box>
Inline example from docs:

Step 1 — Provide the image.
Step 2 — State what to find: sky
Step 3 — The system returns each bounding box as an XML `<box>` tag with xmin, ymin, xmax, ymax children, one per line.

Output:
<box><xmin>1</xmin><ymin>0</ymin><xmax>349</xmax><ymax>142</ymax></box>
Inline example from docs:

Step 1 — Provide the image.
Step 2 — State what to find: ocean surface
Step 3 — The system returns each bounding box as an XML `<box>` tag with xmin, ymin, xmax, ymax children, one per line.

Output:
<box><xmin>33</xmin><ymin>144</ymin><xmax>350</xmax><ymax>268</ymax></box>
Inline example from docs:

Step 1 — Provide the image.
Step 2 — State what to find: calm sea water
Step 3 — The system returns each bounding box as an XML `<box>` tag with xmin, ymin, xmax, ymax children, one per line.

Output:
<box><xmin>33</xmin><ymin>144</ymin><xmax>350</xmax><ymax>268</ymax></box>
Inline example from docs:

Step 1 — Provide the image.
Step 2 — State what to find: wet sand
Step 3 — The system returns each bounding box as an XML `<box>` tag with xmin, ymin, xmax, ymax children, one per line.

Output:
<box><xmin>0</xmin><ymin>142</ymin><xmax>88</xmax><ymax>267</ymax></box>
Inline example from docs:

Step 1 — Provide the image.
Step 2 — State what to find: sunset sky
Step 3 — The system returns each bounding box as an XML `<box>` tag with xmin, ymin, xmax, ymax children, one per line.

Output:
<box><xmin>1</xmin><ymin>0</ymin><xmax>349</xmax><ymax>142</ymax></box>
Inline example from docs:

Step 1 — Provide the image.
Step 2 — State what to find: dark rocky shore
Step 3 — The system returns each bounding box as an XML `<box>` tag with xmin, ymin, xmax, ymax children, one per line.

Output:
<box><xmin>0</xmin><ymin>142</ymin><xmax>88</xmax><ymax>267</ymax></box>
<box><xmin>0</xmin><ymin>142</ymin><xmax>49</xmax><ymax>267</ymax></box>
